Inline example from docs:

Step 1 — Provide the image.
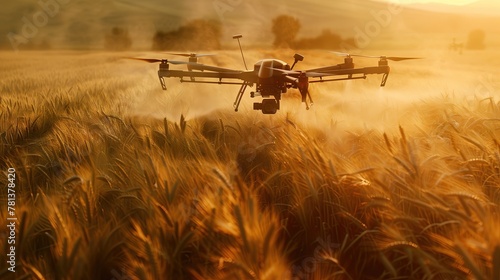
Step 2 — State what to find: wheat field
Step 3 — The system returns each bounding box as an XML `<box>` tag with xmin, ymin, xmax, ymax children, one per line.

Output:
<box><xmin>0</xmin><ymin>49</ymin><xmax>499</xmax><ymax>280</ymax></box>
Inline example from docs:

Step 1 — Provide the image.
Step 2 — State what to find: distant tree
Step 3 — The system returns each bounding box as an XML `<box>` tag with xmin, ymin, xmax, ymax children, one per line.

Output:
<box><xmin>105</xmin><ymin>27</ymin><xmax>132</xmax><ymax>51</ymax></box>
<box><xmin>466</xmin><ymin>29</ymin><xmax>486</xmax><ymax>50</ymax></box>
<box><xmin>181</xmin><ymin>19</ymin><xmax>222</xmax><ymax>50</ymax></box>
<box><xmin>152</xmin><ymin>19</ymin><xmax>221</xmax><ymax>51</ymax></box>
<box><xmin>295</xmin><ymin>29</ymin><xmax>343</xmax><ymax>49</ymax></box>
<box><xmin>152</xmin><ymin>31</ymin><xmax>172</xmax><ymax>51</ymax></box>
<box><xmin>271</xmin><ymin>15</ymin><xmax>301</xmax><ymax>48</ymax></box>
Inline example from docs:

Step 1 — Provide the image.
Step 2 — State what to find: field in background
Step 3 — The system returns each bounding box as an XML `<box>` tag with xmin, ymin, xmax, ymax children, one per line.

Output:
<box><xmin>1</xmin><ymin>49</ymin><xmax>499</xmax><ymax>279</ymax></box>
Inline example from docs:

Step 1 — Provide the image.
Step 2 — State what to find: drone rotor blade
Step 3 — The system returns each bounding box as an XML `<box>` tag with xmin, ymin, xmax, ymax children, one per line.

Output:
<box><xmin>124</xmin><ymin>57</ymin><xmax>194</xmax><ymax>65</ymax></box>
<box><xmin>330</xmin><ymin>52</ymin><xmax>422</xmax><ymax>61</ymax></box>
<box><xmin>351</xmin><ymin>54</ymin><xmax>379</xmax><ymax>58</ymax></box>
<box><xmin>194</xmin><ymin>54</ymin><xmax>216</xmax><ymax>57</ymax></box>
<box><xmin>330</xmin><ymin>52</ymin><xmax>379</xmax><ymax>59</ymax></box>
<box><xmin>350</xmin><ymin>54</ymin><xmax>422</xmax><ymax>60</ymax></box>
<box><xmin>306</xmin><ymin>72</ymin><xmax>327</xmax><ymax>77</ymax></box>
<box><xmin>168</xmin><ymin>60</ymin><xmax>193</xmax><ymax>65</ymax></box>
<box><xmin>385</xmin><ymin>56</ymin><xmax>422</xmax><ymax>61</ymax></box>
<box><xmin>268</xmin><ymin>67</ymin><xmax>326</xmax><ymax>78</ymax></box>
<box><xmin>125</xmin><ymin>57</ymin><xmax>163</xmax><ymax>63</ymax></box>
<box><xmin>166</xmin><ymin>52</ymin><xmax>216</xmax><ymax>58</ymax></box>
<box><xmin>329</xmin><ymin>51</ymin><xmax>351</xmax><ymax>57</ymax></box>
<box><xmin>166</xmin><ymin>53</ymin><xmax>192</xmax><ymax>57</ymax></box>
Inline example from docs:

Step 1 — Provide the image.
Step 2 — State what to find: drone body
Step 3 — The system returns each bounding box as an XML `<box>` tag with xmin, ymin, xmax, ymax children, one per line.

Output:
<box><xmin>159</xmin><ymin>58</ymin><xmax>298</xmax><ymax>114</ymax></box>
<box><xmin>129</xmin><ymin>35</ymin><xmax>419</xmax><ymax>114</ymax></box>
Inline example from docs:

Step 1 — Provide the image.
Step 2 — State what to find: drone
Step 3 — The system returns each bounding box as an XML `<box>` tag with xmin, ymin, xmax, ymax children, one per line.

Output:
<box><xmin>128</xmin><ymin>35</ymin><xmax>420</xmax><ymax>114</ymax></box>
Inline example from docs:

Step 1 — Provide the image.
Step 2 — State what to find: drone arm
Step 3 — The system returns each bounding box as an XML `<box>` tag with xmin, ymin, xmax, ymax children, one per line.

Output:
<box><xmin>308</xmin><ymin>65</ymin><xmax>390</xmax><ymax>82</ymax></box>
<box><xmin>187</xmin><ymin>63</ymin><xmax>241</xmax><ymax>73</ymax></box>
<box><xmin>360</xmin><ymin>65</ymin><xmax>390</xmax><ymax>75</ymax></box>
<box><xmin>306</xmin><ymin>64</ymin><xmax>345</xmax><ymax>72</ymax></box>
<box><xmin>158</xmin><ymin>69</ymin><xmax>256</xmax><ymax>89</ymax></box>
<box><xmin>309</xmin><ymin>76</ymin><xmax>366</xmax><ymax>84</ymax></box>
<box><xmin>313</xmin><ymin>65</ymin><xmax>389</xmax><ymax>76</ymax></box>
<box><xmin>159</xmin><ymin>69</ymin><xmax>253</xmax><ymax>81</ymax></box>
<box><xmin>350</xmin><ymin>65</ymin><xmax>390</xmax><ymax>86</ymax></box>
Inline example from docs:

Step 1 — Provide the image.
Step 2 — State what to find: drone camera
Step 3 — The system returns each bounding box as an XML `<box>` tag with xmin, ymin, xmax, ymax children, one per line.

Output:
<box><xmin>253</xmin><ymin>99</ymin><xmax>279</xmax><ymax>114</ymax></box>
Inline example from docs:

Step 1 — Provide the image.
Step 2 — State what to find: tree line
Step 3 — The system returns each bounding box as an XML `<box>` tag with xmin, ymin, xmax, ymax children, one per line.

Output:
<box><xmin>104</xmin><ymin>15</ymin><xmax>485</xmax><ymax>51</ymax></box>
<box><xmin>104</xmin><ymin>15</ymin><xmax>356</xmax><ymax>51</ymax></box>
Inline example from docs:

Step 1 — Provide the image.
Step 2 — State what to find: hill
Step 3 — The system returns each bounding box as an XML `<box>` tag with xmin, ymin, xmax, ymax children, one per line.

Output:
<box><xmin>1</xmin><ymin>0</ymin><xmax>499</xmax><ymax>51</ymax></box>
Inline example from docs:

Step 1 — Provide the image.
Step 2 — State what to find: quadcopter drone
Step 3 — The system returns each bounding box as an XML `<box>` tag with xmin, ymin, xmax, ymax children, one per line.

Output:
<box><xmin>128</xmin><ymin>35</ymin><xmax>419</xmax><ymax>114</ymax></box>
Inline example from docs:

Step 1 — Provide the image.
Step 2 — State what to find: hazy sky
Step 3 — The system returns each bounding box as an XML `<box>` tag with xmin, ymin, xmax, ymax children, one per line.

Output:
<box><xmin>381</xmin><ymin>0</ymin><xmax>478</xmax><ymax>4</ymax></box>
<box><xmin>1</xmin><ymin>0</ymin><xmax>497</xmax><ymax>51</ymax></box>
<box><xmin>379</xmin><ymin>0</ymin><xmax>500</xmax><ymax>15</ymax></box>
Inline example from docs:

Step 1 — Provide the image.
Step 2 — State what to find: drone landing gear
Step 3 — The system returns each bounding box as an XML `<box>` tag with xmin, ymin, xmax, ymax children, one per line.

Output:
<box><xmin>159</xmin><ymin>76</ymin><xmax>167</xmax><ymax>90</ymax></box>
<box><xmin>233</xmin><ymin>82</ymin><xmax>250</xmax><ymax>112</ymax></box>
<box><xmin>380</xmin><ymin>73</ymin><xmax>389</xmax><ymax>87</ymax></box>
<box><xmin>299</xmin><ymin>88</ymin><xmax>314</xmax><ymax>110</ymax></box>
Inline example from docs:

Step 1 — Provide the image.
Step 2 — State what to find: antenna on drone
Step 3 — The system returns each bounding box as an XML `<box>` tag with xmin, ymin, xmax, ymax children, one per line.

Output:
<box><xmin>233</xmin><ymin>34</ymin><xmax>248</xmax><ymax>70</ymax></box>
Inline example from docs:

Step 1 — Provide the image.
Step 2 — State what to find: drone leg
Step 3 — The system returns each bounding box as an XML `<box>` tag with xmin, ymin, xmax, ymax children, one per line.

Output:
<box><xmin>307</xmin><ymin>90</ymin><xmax>314</xmax><ymax>107</ymax></box>
<box><xmin>380</xmin><ymin>73</ymin><xmax>389</xmax><ymax>87</ymax></box>
<box><xmin>299</xmin><ymin>88</ymin><xmax>310</xmax><ymax>110</ymax></box>
<box><xmin>159</xmin><ymin>76</ymin><xmax>167</xmax><ymax>90</ymax></box>
<box><xmin>233</xmin><ymin>83</ymin><xmax>248</xmax><ymax>112</ymax></box>
<box><xmin>187</xmin><ymin>66</ymin><xmax>195</xmax><ymax>81</ymax></box>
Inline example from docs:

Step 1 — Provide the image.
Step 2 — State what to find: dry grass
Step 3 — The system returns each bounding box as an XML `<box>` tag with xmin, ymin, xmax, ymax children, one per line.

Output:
<box><xmin>0</xmin><ymin>51</ymin><xmax>499</xmax><ymax>280</ymax></box>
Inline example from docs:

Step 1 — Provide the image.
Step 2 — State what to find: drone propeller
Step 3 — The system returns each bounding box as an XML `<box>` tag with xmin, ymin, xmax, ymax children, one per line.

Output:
<box><xmin>359</xmin><ymin>55</ymin><xmax>422</xmax><ymax>61</ymax></box>
<box><xmin>330</xmin><ymin>51</ymin><xmax>353</xmax><ymax>57</ymax></box>
<box><xmin>166</xmin><ymin>52</ymin><xmax>216</xmax><ymax>58</ymax></box>
<box><xmin>125</xmin><ymin>57</ymin><xmax>163</xmax><ymax>63</ymax></box>
<box><xmin>330</xmin><ymin>51</ymin><xmax>421</xmax><ymax>61</ymax></box>
<box><xmin>124</xmin><ymin>57</ymin><xmax>192</xmax><ymax>65</ymax></box>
